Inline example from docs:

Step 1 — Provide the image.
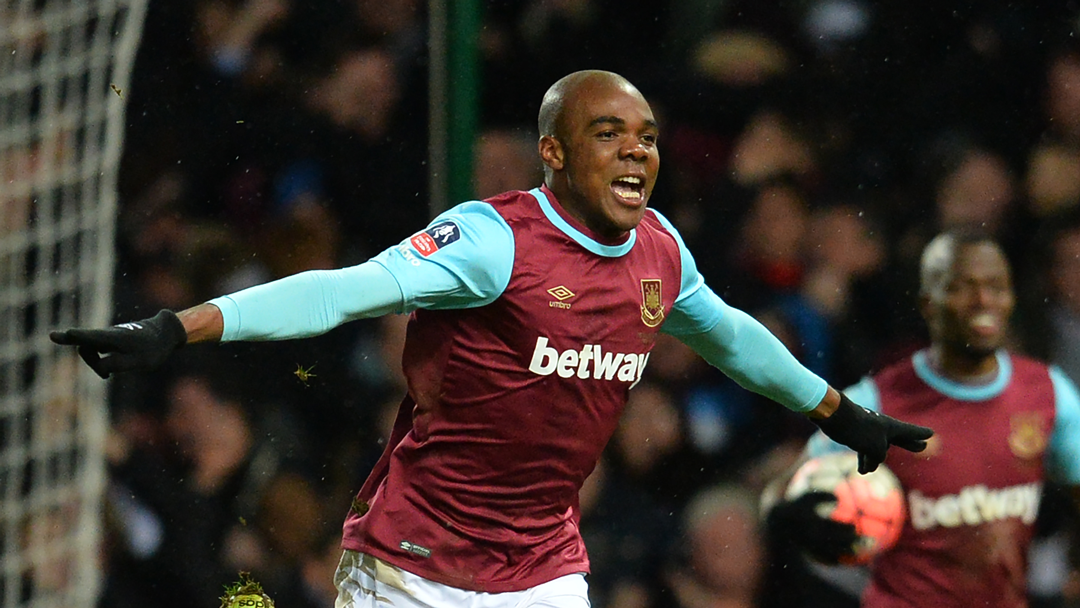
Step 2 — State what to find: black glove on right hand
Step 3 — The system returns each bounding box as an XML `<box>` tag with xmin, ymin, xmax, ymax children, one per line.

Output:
<box><xmin>814</xmin><ymin>393</ymin><xmax>934</xmax><ymax>474</ymax></box>
<box><xmin>767</xmin><ymin>491</ymin><xmax>861</xmax><ymax>565</ymax></box>
<box><xmin>50</xmin><ymin>309</ymin><xmax>187</xmax><ymax>379</ymax></box>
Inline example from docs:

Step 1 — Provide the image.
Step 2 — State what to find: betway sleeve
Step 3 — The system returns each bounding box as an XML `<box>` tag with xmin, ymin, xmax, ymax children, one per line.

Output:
<box><xmin>652</xmin><ymin>209</ymin><xmax>828</xmax><ymax>413</ymax></box>
<box><xmin>1048</xmin><ymin>366</ymin><xmax>1080</xmax><ymax>484</ymax></box>
<box><xmin>209</xmin><ymin>201</ymin><xmax>514</xmax><ymax>342</ymax></box>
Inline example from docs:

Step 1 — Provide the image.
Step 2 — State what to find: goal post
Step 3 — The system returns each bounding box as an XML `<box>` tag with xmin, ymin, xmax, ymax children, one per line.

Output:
<box><xmin>0</xmin><ymin>1</ymin><xmax>147</xmax><ymax>606</ymax></box>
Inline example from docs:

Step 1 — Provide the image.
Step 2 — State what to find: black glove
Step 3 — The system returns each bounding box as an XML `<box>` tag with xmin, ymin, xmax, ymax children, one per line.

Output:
<box><xmin>49</xmin><ymin>309</ymin><xmax>187</xmax><ymax>379</ymax></box>
<box><xmin>814</xmin><ymin>393</ymin><xmax>933</xmax><ymax>474</ymax></box>
<box><xmin>767</xmin><ymin>491</ymin><xmax>861</xmax><ymax>565</ymax></box>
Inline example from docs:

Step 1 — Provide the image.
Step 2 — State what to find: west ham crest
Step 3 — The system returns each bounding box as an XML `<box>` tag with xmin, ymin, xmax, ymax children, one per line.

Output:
<box><xmin>640</xmin><ymin>279</ymin><xmax>665</xmax><ymax>327</ymax></box>
<box><xmin>1008</xmin><ymin>412</ymin><xmax>1048</xmax><ymax>460</ymax></box>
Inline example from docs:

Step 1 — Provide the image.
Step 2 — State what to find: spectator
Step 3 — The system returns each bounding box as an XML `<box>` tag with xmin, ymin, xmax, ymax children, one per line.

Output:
<box><xmin>661</xmin><ymin>484</ymin><xmax>766</xmax><ymax>608</ymax></box>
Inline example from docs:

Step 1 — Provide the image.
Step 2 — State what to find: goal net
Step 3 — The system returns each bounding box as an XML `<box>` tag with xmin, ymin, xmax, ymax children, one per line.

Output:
<box><xmin>0</xmin><ymin>1</ymin><xmax>147</xmax><ymax>606</ymax></box>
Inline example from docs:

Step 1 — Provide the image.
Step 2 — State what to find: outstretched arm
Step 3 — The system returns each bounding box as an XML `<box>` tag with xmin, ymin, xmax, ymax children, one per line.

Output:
<box><xmin>669</xmin><ymin>288</ymin><xmax>932</xmax><ymax>473</ymax></box>
<box><xmin>52</xmin><ymin>199</ymin><xmax>516</xmax><ymax>378</ymax></box>
<box><xmin>50</xmin><ymin>260</ymin><xmax>402</xmax><ymax>378</ymax></box>
<box><xmin>648</xmin><ymin>207</ymin><xmax>930</xmax><ymax>472</ymax></box>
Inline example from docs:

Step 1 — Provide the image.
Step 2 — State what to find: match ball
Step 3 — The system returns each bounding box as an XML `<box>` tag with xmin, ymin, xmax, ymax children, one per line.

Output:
<box><xmin>784</xmin><ymin>451</ymin><xmax>905</xmax><ymax>565</ymax></box>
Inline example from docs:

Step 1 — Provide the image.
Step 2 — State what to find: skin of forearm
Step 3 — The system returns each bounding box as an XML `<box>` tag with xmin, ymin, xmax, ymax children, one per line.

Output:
<box><xmin>806</xmin><ymin>386</ymin><xmax>842</xmax><ymax>420</ymax></box>
<box><xmin>176</xmin><ymin>303</ymin><xmax>224</xmax><ymax>344</ymax></box>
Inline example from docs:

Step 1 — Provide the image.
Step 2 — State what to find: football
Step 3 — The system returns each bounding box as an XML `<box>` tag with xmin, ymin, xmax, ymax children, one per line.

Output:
<box><xmin>784</xmin><ymin>451</ymin><xmax>905</xmax><ymax>565</ymax></box>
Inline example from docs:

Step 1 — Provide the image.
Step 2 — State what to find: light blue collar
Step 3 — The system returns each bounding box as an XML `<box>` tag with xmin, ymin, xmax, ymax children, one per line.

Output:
<box><xmin>529</xmin><ymin>188</ymin><xmax>636</xmax><ymax>257</ymax></box>
<box><xmin>912</xmin><ymin>349</ymin><xmax>1011</xmax><ymax>401</ymax></box>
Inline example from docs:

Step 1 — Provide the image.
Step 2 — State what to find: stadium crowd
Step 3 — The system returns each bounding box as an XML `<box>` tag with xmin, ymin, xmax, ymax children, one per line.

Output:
<box><xmin>94</xmin><ymin>1</ymin><xmax>1080</xmax><ymax>607</ymax></box>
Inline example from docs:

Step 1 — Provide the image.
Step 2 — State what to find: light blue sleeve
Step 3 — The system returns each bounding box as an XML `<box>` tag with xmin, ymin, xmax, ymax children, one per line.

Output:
<box><xmin>209</xmin><ymin>261</ymin><xmax>404</xmax><ymax>341</ymax></box>
<box><xmin>805</xmin><ymin>378</ymin><xmax>880</xmax><ymax>458</ymax></box>
<box><xmin>370</xmin><ymin>201</ymin><xmax>515</xmax><ymax>311</ymax></box>
<box><xmin>647</xmin><ymin>209</ymin><xmax>826</xmax><ymax>412</ymax></box>
<box><xmin>674</xmin><ymin>293</ymin><xmax>829</xmax><ymax>413</ymax></box>
<box><xmin>208</xmin><ymin>201</ymin><xmax>514</xmax><ymax>342</ymax></box>
<box><xmin>1048</xmin><ymin>366</ymin><xmax>1080</xmax><ymax>484</ymax></box>
<box><xmin>650</xmin><ymin>209</ymin><xmax>723</xmax><ymax>335</ymax></box>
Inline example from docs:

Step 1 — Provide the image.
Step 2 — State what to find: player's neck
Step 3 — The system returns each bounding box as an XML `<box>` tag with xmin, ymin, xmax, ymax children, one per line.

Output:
<box><xmin>541</xmin><ymin>184</ymin><xmax>631</xmax><ymax>245</ymax></box>
<box><xmin>927</xmin><ymin>345</ymin><xmax>999</xmax><ymax>385</ymax></box>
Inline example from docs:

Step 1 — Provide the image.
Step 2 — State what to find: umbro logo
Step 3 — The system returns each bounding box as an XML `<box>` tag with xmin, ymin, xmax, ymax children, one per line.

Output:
<box><xmin>547</xmin><ymin>286</ymin><xmax>575</xmax><ymax>309</ymax></box>
<box><xmin>399</xmin><ymin>540</ymin><xmax>431</xmax><ymax>558</ymax></box>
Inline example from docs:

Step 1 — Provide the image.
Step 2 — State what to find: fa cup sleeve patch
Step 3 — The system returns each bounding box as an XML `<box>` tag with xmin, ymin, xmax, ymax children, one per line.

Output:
<box><xmin>410</xmin><ymin>221</ymin><xmax>461</xmax><ymax>257</ymax></box>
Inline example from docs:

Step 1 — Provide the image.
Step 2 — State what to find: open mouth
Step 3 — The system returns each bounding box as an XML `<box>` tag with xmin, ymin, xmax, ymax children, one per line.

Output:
<box><xmin>611</xmin><ymin>176</ymin><xmax>645</xmax><ymax>203</ymax></box>
<box><xmin>969</xmin><ymin>312</ymin><xmax>1000</xmax><ymax>337</ymax></box>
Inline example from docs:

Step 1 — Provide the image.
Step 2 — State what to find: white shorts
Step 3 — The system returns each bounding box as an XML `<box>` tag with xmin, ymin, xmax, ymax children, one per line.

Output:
<box><xmin>333</xmin><ymin>550</ymin><xmax>591</xmax><ymax>608</ymax></box>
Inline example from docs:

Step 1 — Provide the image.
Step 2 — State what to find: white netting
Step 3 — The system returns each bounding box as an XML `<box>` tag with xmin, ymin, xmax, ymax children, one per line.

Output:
<box><xmin>0</xmin><ymin>0</ymin><xmax>146</xmax><ymax>606</ymax></box>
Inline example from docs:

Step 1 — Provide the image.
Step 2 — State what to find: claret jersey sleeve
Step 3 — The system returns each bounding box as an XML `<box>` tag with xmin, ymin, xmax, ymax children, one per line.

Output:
<box><xmin>652</xmin><ymin>210</ymin><xmax>829</xmax><ymax>413</ymax></box>
<box><xmin>210</xmin><ymin>201</ymin><xmax>514</xmax><ymax>342</ymax></box>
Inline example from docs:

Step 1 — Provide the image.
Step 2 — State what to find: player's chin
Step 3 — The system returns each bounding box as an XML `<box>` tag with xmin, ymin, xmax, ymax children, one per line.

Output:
<box><xmin>961</xmin><ymin>340</ymin><xmax>1000</xmax><ymax>360</ymax></box>
<box><xmin>609</xmin><ymin>204</ymin><xmax>648</xmax><ymax>232</ymax></box>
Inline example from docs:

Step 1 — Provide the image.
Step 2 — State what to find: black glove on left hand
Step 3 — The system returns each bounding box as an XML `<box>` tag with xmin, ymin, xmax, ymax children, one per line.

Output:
<box><xmin>766</xmin><ymin>491</ymin><xmax>861</xmax><ymax>565</ymax></box>
<box><xmin>50</xmin><ymin>309</ymin><xmax>187</xmax><ymax>379</ymax></box>
<box><xmin>814</xmin><ymin>393</ymin><xmax>934</xmax><ymax>474</ymax></box>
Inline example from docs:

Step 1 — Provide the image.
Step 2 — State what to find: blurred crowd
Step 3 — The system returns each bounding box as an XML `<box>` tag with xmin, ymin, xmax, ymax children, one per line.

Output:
<box><xmin>87</xmin><ymin>1</ymin><xmax>1080</xmax><ymax>607</ymax></box>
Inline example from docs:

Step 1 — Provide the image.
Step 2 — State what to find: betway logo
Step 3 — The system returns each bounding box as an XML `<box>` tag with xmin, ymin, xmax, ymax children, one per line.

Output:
<box><xmin>909</xmin><ymin>482</ymin><xmax>1041</xmax><ymax>531</ymax></box>
<box><xmin>528</xmin><ymin>337</ymin><xmax>650</xmax><ymax>383</ymax></box>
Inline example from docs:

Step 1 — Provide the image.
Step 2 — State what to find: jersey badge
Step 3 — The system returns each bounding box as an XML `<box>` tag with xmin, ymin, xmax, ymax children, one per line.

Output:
<box><xmin>1008</xmin><ymin>412</ymin><xmax>1048</xmax><ymax>460</ymax></box>
<box><xmin>547</xmin><ymin>285</ymin><xmax>575</xmax><ymax>310</ymax></box>
<box><xmin>640</xmin><ymin>279</ymin><xmax>665</xmax><ymax>327</ymax></box>
<box><xmin>410</xmin><ymin>221</ymin><xmax>461</xmax><ymax>257</ymax></box>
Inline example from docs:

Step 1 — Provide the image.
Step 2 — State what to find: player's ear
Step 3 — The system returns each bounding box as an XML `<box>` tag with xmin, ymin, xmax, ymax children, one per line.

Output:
<box><xmin>916</xmin><ymin>293</ymin><xmax>932</xmax><ymax>324</ymax></box>
<box><xmin>538</xmin><ymin>135</ymin><xmax>565</xmax><ymax>171</ymax></box>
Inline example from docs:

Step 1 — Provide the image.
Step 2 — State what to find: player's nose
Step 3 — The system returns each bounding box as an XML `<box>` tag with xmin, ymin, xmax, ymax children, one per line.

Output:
<box><xmin>620</xmin><ymin>140</ymin><xmax>649</xmax><ymax>162</ymax></box>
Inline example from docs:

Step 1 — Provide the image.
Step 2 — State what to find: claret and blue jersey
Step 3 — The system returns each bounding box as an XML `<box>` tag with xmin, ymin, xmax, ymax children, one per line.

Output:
<box><xmin>209</xmin><ymin>185</ymin><xmax>830</xmax><ymax>592</ymax></box>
